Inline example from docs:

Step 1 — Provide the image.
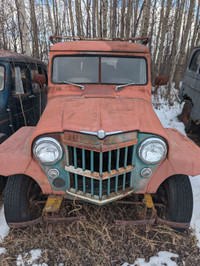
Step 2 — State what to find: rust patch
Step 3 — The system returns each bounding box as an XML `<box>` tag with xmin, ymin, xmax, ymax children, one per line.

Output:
<box><xmin>62</xmin><ymin>131</ymin><xmax>137</xmax><ymax>152</ymax></box>
<box><xmin>65</xmin><ymin>165</ymin><xmax>135</xmax><ymax>180</ymax></box>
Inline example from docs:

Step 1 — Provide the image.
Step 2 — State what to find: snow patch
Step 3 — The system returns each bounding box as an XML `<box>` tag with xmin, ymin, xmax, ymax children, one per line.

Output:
<box><xmin>123</xmin><ymin>251</ymin><xmax>181</xmax><ymax>266</ymax></box>
<box><xmin>0</xmin><ymin>206</ymin><xmax>10</xmax><ymax>243</ymax></box>
<box><xmin>16</xmin><ymin>249</ymin><xmax>47</xmax><ymax>266</ymax></box>
<box><xmin>0</xmin><ymin>247</ymin><xmax>6</xmax><ymax>255</ymax></box>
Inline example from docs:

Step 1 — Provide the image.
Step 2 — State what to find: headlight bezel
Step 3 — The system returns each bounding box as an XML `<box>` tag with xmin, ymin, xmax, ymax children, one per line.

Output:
<box><xmin>33</xmin><ymin>137</ymin><xmax>63</xmax><ymax>165</ymax></box>
<box><xmin>138</xmin><ymin>137</ymin><xmax>167</xmax><ymax>165</ymax></box>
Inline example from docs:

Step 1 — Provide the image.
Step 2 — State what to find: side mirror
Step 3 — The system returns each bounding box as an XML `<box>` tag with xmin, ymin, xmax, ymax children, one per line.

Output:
<box><xmin>33</xmin><ymin>73</ymin><xmax>46</xmax><ymax>86</ymax></box>
<box><xmin>155</xmin><ymin>76</ymin><xmax>169</xmax><ymax>86</ymax></box>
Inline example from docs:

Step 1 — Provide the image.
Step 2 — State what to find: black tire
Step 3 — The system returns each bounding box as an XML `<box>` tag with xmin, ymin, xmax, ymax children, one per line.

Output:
<box><xmin>0</xmin><ymin>176</ymin><xmax>7</xmax><ymax>195</ymax></box>
<box><xmin>156</xmin><ymin>175</ymin><xmax>193</xmax><ymax>232</ymax></box>
<box><xmin>4</xmin><ymin>175</ymin><xmax>43</xmax><ymax>224</ymax></box>
<box><xmin>182</xmin><ymin>101</ymin><xmax>193</xmax><ymax>133</ymax></box>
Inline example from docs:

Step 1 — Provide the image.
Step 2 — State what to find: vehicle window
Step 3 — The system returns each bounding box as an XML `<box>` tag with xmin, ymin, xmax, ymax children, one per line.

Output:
<box><xmin>0</xmin><ymin>66</ymin><xmax>5</xmax><ymax>92</ymax></box>
<box><xmin>52</xmin><ymin>56</ymin><xmax>99</xmax><ymax>83</ymax></box>
<box><xmin>30</xmin><ymin>64</ymin><xmax>40</xmax><ymax>92</ymax></box>
<box><xmin>52</xmin><ymin>56</ymin><xmax>147</xmax><ymax>85</ymax></box>
<box><xmin>30</xmin><ymin>64</ymin><xmax>39</xmax><ymax>79</ymax></box>
<box><xmin>189</xmin><ymin>51</ymin><xmax>200</xmax><ymax>72</ymax></box>
<box><xmin>11</xmin><ymin>66</ymin><xmax>29</xmax><ymax>95</ymax></box>
<box><xmin>101</xmin><ymin>57</ymin><xmax>147</xmax><ymax>84</ymax></box>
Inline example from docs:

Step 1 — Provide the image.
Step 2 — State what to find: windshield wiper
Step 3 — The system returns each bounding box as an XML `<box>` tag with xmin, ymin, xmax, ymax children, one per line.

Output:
<box><xmin>115</xmin><ymin>82</ymin><xmax>135</xmax><ymax>91</ymax></box>
<box><xmin>57</xmin><ymin>81</ymin><xmax>84</xmax><ymax>90</ymax></box>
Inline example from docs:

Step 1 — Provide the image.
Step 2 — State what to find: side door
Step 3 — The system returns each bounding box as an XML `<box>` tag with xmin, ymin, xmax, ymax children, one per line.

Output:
<box><xmin>193</xmin><ymin>59</ymin><xmax>200</xmax><ymax>121</ymax></box>
<box><xmin>0</xmin><ymin>63</ymin><xmax>13</xmax><ymax>139</ymax></box>
<box><xmin>187</xmin><ymin>50</ymin><xmax>200</xmax><ymax>120</ymax></box>
<box><xmin>9</xmin><ymin>63</ymin><xmax>36</xmax><ymax>131</ymax></box>
<box><xmin>29</xmin><ymin>63</ymin><xmax>47</xmax><ymax>123</ymax></box>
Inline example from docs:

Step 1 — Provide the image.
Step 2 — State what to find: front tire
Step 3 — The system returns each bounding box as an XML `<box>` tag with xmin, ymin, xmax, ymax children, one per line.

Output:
<box><xmin>156</xmin><ymin>175</ymin><xmax>193</xmax><ymax>232</ymax></box>
<box><xmin>4</xmin><ymin>175</ymin><xmax>43</xmax><ymax>224</ymax></box>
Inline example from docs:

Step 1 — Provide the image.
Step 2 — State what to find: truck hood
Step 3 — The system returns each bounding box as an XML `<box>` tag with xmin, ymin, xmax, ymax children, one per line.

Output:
<box><xmin>31</xmin><ymin>97</ymin><xmax>169</xmax><ymax>143</ymax></box>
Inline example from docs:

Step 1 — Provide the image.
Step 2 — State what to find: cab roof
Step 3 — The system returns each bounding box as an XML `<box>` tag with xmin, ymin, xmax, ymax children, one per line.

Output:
<box><xmin>50</xmin><ymin>41</ymin><xmax>149</xmax><ymax>53</ymax></box>
<box><xmin>0</xmin><ymin>50</ymin><xmax>46</xmax><ymax>65</ymax></box>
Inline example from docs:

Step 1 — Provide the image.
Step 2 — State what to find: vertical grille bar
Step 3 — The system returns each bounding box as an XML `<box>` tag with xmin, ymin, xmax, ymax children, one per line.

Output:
<box><xmin>82</xmin><ymin>149</ymin><xmax>85</xmax><ymax>171</ymax></box>
<box><xmin>116</xmin><ymin>149</ymin><xmax>120</xmax><ymax>170</ymax></box>
<box><xmin>91</xmin><ymin>179</ymin><xmax>94</xmax><ymax>196</ymax></box>
<box><xmin>90</xmin><ymin>151</ymin><xmax>94</xmax><ymax>196</ymax></box>
<box><xmin>107</xmin><ymin>178</ymin><xmax>110</xmax><ymax>196</ymax></box>
<box><xmin>130</xmin><ymin>145</ymin><xmax>135</xmax><ymax>188</ymax></box>
<box><xmin>115</xmin><ymin>149</ymin><xmax>120</xmax><ymax>193</ymax></box>
<box><xmin>65</xmin><ymin>146</ymin><xmax>70</xmax><ymax>188</ymax></box>
<box><xmin>115</xmin><ymin>176</ymin><xmax>118</xmax><ymax>194</ymax></box>
<box><xmin>83</xmin><ymin>176</ymin><xmax>86</xmax><ymax>194</ymax></box>
<box><xmin>108</xmin><ymin>151</ymin><xmax>111</xmax><ymax>173</ymax></box>
<box><xmin>82</xmin><ymin>149</ymin><xmax>86</xmax><ymax>193</ymax></box>
<box><xmin>122</xmin><ymin>174</ymin><xmax>126</xmax><ymax>191</ymax></box>
<box><xmin>73</xmin><ymin>147</ymin><xmax>78</xmax><ymax>191</ymax></box>
<box><xmin>90</xmin><ymin>151</ymin><xmax>94</xmax><ymax>172</ymax></box>
<box><xmin>99</xmin><ymin>180</ymin><xmax>102</xmax><ymax>199</ymax></box>
<box><xmin>124</xmin><ymin>147</ymin><xmax>128</xmax><ymax>169</ymax></box>
<box><xmin>99</xmin><ymin>152</ymin><xmax>103</xmax><ymax>176</ymax></box>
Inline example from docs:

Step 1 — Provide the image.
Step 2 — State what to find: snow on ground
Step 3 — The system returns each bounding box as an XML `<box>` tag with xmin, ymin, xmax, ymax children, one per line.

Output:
<box><xmin>16</xmin><ymin>249</ymin><xmax>48</xmax><ymax>266</ymax></box>
<box><xmin>152</xmin><ymin>87</ymin><xmax>200</xmax><ymax>250</ymax></box>
<box><xmin>0</xmin><ymin>85</ymin><xmax>200</xmax><ymax>265</ymax></box>
<box><xmin>123</xmin><ymin>251</ymin><xmax>182</xmax><ymax>266</ymax></box>
<box><xmin>0</xmin><ymin>206</ymin><xmax>9</xmax><ymax>243</ymax></box>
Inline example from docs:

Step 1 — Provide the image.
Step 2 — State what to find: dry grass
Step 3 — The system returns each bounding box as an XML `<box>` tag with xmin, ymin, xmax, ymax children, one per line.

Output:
<box><xmin>0</xmin><ymin>198</ymin><xmax>199</xmax><ymax>265</ymax></box>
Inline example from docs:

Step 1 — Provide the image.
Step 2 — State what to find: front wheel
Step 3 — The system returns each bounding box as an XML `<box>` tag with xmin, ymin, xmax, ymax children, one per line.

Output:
<box><xmin>155</xmin><ymin>174</ymin><xmax>193</xmax><ymax>232</ymax></box>
<box><xmin>4</xmin><ymin>175</ymin><xmax>44</xmax><ymax>225</ymax></box>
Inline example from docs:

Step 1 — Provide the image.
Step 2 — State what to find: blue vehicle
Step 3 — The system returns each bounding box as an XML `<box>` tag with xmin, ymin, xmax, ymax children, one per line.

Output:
<box><xmin>0</xmin><ymin>50</ymin><xmax>47</xmax><ymax>143</ymax></box>
<box><xmin>0</xmin><ymin>50</ymin><xmax>47</xmax><ymax>192</ymax></box>
<box><xmin>179</xmin><ymin>46</ymin><xmax>200</xmax><ymax>133</ymax></box>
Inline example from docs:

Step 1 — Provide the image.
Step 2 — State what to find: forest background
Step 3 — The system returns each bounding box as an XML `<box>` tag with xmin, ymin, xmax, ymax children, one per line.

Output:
<box><xmin>0</xmin><ymin>0</ymin><xmax>199</xmax><ymax>93</ymax></box>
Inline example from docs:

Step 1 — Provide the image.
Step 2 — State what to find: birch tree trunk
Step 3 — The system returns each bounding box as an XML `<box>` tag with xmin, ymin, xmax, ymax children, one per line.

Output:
<box><xmin>140</xmin><ymin>0</ymin><xmax>151</xmax><ymax>37</ymax></box>
<box><xmin>68</xmin><ymin>0</ymin><xmax>75</xmax><ymax>36</ymax></box>
<box><xmin>92</xmin><ymin>0</ymin><xmax>96</xmax><ymax>37</ymax></box>
<box><xmin>30</xmin><ymin>0</ymin><xmax>39</xmax><ymax>58</ymax></box>
<box><xmin>112</xmin><ymin>0</ymin><xmax>117</xmax><ymax>38</ymax></box>
<box><xmin>155</xmin><ymin>0</ymin><xmax>172</xmax><ymax>77</ymax></box>
<box><xmin>102</xmin><ymin>0</ymin><xmax>108</xmax><ymax>37</ymax></box>
<box><xmin>120</xmin><ymin>0</ymin><xmax>125</xmax><ymax>38</ymax></box>
<box><xmin>46</xmin><ymin>0</ymin><xmax>54</xmax><ymax>34</ymax></box>
<box><xmin>15</xmin><ymin>0</ymin><xmax>31</xmax><ymax>55</ymax></box>
<box><xmin>75</xmin><ymin>0</ymin><xmax>81</xmax><ymax>36</ymax></box>
<box><xmin>176</xmin><ymin>0</ymin><xmax>196</xmax><ymax>86</ymax></box>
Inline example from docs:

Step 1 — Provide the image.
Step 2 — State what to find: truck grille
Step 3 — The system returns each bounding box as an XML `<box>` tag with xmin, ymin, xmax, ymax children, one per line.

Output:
<box><xmin>65</xmin><ymin>145</ymin><xmax>136</xmax><ymax>203</ymax></box>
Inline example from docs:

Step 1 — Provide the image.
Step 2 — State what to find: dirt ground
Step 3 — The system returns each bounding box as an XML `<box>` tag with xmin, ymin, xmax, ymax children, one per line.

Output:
<box><xmin>0</xmin><ymin>134</ymin><xmax>200</xmax><ymax>265</ymax></box>
<box><xmin>0</xmin><ymin>197</ymin><xmax>200</xmax><ymax>265</ymax></box>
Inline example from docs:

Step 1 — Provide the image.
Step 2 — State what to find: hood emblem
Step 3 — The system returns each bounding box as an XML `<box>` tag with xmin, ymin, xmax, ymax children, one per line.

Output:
<box><xmin>80</xmin><ymin>130</ymin><xmax>123</xmax><ymax>139</ymax></box>
<box><xmin>97</xmin><ymin>130</ymin><xmax>106</xmax><ymax>139</ymax></box>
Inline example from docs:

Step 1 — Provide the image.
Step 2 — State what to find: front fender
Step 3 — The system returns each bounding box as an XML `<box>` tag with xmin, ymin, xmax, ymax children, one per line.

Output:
<box><xmin>0</xmin><ymin>127</ymin><xmax>52</xmax><ymax>194</ymax></box>
<box><xmin>146</xmin><ymin>128</ymin><xmax>200</xmax><ymax>193</ymax></box>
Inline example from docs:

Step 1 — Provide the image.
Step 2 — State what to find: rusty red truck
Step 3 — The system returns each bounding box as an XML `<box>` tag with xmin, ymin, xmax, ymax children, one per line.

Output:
<box><xmin>0</xmin><ymin>37</ymin><xmax>199</xmax><ymax>230</ymax></box>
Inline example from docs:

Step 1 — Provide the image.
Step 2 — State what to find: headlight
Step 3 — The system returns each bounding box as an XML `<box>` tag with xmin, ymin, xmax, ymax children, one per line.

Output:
<box><xmin>33</xmin><ymin>137</ymin><xmax>63</xmax><ymax>165</ymax></box>
<box><xmin>138</xmin><ymin>137</ymin><xmax>167</xmax><ymax>164</ymax></box>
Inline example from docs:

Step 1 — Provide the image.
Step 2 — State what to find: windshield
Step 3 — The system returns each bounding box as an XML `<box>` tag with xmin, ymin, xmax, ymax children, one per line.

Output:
<box><xmin>52</xmin><ymin>56</ymin><xmax>147</xmax><ymax>85</ymax></box>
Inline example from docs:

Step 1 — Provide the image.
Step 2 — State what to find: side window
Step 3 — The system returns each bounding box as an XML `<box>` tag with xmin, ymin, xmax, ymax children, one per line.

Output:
<box><xmin>189</xmin><ymin>51</ymin><xmax>200</xmax><ymax>72</ymax></box>
<box><xmin>0</xmin><ymin>66</ymin><xmax>5</xmax><ymax>92</ymax></box>
<box><xmin>11</xmin><ymin>65</ymin><xmax>29</xmax><ymax>95</ymax></box>
<box><xmin>30</xmin><ymin>64</ymin><xmax>40</xmax><ymax>92</ymax></box>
